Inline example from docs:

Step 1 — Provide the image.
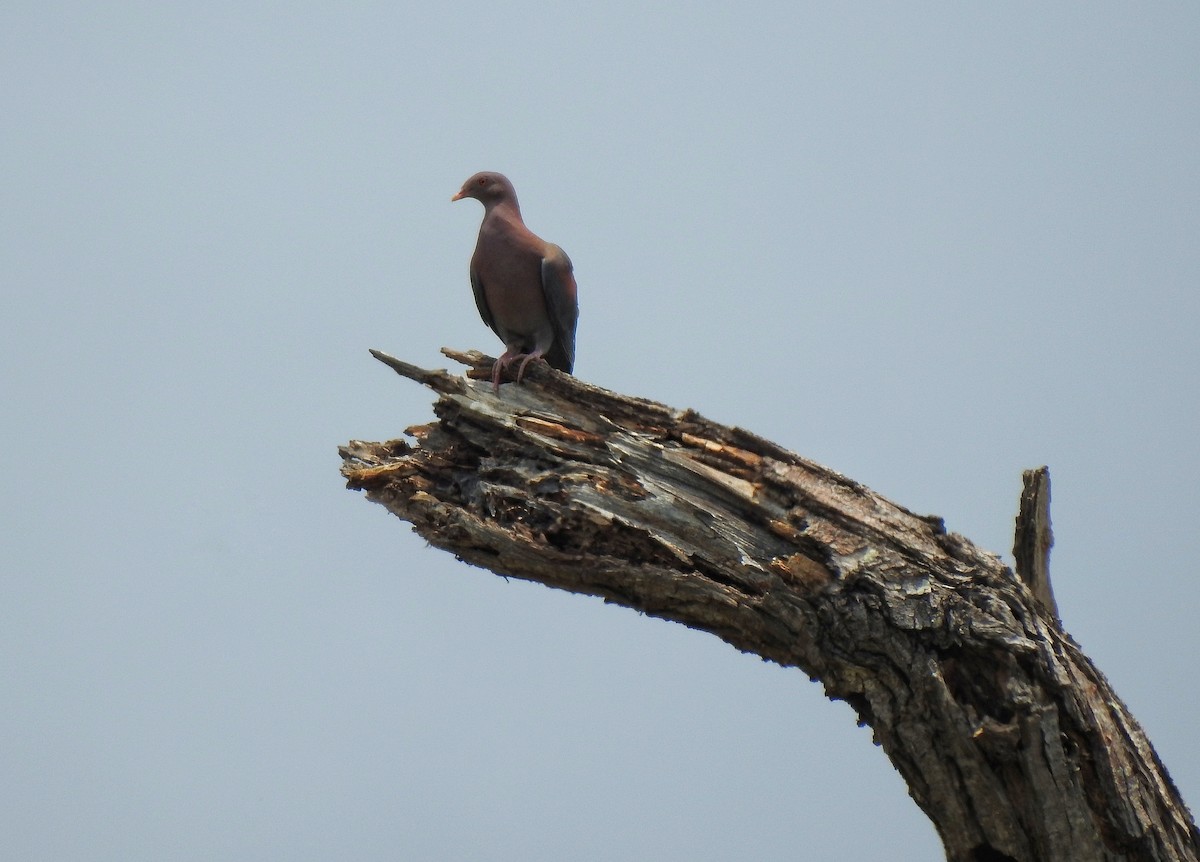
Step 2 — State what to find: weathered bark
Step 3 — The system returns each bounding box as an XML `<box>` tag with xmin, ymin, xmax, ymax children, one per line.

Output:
<box><xmin>340</xmin><ymin>348</ymin><xmax>1198</xmax><ymax>862</ymax></box>
<box><xmin>1013</xmin><ymin>466</ymin><xmax>1059</xmax><ymax>621</ymax></box>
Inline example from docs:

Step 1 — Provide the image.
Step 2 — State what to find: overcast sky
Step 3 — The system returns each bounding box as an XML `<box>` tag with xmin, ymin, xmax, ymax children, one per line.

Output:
<box><xmin>3</xmin><ymin>3</ymin><xmax>1198</xmax><ymax>860</ymax></box>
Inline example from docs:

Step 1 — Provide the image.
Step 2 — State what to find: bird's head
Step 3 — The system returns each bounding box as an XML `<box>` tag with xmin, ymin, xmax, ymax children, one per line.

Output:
<box><xmin>451</xmin><ymin>171</ymin><xmax>516</xmax><ymax>206</ymax></box>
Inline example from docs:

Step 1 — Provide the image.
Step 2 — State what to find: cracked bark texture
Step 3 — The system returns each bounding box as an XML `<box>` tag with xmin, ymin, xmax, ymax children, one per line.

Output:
<box><xmin>340</xmin><ymin>349</ymin><xmax>1198</xmax><ymax>862</ymax></box>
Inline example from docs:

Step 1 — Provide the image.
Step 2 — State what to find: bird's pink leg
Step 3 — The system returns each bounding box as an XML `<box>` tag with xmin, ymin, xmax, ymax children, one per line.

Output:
<box><xmin>515</xmin><ymin>350</ymin><xmax>544</xmax><ymax>384</ymax></box>
<box><xmin>491</xmin><ymin>349</ymin><xmax>519</xmax><ymax>392</ymax></box>
<box><xmin>492</xmin><ymin>350</ymin><xmax>516</xmax><ymax>391</ymax></box>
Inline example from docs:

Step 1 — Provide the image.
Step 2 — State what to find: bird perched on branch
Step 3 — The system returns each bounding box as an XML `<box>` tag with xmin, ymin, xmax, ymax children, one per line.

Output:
<box><xmin>451</xmin><ymin>171</ymin><xmax>579</xmax><ymax>392</ymax></box>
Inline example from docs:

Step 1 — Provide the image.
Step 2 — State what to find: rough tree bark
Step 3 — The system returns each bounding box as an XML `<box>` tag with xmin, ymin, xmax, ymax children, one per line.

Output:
<box><xmin>339</xmin><ymin>348</ymin><xmax>1198</xmax><ymax>862</ymax></box>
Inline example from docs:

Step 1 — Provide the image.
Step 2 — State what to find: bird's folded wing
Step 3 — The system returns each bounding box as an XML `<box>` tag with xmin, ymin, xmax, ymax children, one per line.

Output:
<box><xmin>541</xmin><ymin>244</ymin><xmax>579</xmax><ymax>373</ymax></box>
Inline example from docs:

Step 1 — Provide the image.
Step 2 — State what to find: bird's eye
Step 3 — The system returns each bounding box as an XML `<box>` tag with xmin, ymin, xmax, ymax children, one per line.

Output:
<box><xmin>477</xmin><ymin>177</ymin><xmax>486</xmax><ymax>185</ymax></box>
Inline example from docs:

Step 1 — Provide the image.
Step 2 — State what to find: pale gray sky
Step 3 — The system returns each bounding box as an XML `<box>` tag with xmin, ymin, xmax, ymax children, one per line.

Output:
<box><xmin>3</xmin><ymin>3</ymin><xmax>1198</xmax><ymax>859</ymax></box>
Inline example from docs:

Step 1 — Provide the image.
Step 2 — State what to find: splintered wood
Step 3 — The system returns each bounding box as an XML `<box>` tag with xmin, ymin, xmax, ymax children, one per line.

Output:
<box><xmin>341</xmin><ymin>348</ymin><xmax>1199</xmax><ymax>862</ymax></box>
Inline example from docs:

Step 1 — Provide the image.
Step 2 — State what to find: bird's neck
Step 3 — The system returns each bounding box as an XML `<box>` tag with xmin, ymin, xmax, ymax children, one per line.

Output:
<box><xmin>484</xmin><ymin>199</ymin><xmax>523</xmax><ymax>223</ymax></box>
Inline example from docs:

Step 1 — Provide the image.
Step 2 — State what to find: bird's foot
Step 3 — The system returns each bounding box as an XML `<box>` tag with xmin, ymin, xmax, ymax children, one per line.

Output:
<box><xmin>515</xmin><ymin>351</ymin><xmax>545</xmax><ymax>385</ymax></box>
<box><xmin>490</xmin><ymin>352</ymin><xmax>513</xmax><ymax>392</ymax></box>
<box><xmin>491</xmin><ymin>349</ymin><xmax>532</xmax><ymax>392</ymax></box>
<box><xmin>490</xmin><ymin>350</ymin><xmax>546</xmax><ymax>392</ymax></box>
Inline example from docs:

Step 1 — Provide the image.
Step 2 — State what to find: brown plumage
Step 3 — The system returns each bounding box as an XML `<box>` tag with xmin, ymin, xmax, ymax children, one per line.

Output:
<box><xmin>451</xmin><ymin>171</ymin><xmax>579</xmax><ymax>391</ymax></box>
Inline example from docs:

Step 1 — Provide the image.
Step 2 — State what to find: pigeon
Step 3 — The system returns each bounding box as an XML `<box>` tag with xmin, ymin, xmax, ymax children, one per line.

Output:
<box><xmin>452</xmin><ymin>171</ymin><xmax>579</xmax><ymax>392</ymax></box>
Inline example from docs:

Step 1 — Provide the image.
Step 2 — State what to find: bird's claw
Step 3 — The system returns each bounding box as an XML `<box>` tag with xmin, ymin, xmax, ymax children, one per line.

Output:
<box><xmin>515</xmin><ymin>351</ymin><xmax>544</xmax><ymax>384</ymax></box>
<box><xmin>489</xmin><ymin>350</ymin><xmax>545</xmax><ymax>392</ymax></box>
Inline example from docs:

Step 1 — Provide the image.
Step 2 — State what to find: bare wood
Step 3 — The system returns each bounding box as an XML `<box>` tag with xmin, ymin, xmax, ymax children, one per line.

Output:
<box><xmin>1013</xmin><ymin>466</ymin><xmax>1059</xmax><ymax>620</ymax></box>
<box><xmin>341</xmin><ymin>349</ymin><xmax>1199</xmax><ymax>862</ymax></box>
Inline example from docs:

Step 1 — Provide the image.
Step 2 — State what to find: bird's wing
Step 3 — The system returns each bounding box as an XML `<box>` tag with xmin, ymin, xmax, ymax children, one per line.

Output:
<box><xmin>540</xmin><ymin>244</ymin><xmax>579</xmax><ymax>373</ymax></box>
<box><xmin>469</xmin><ymin>263</ymin><xmax>498</xmax><ymax>336</ymax></box>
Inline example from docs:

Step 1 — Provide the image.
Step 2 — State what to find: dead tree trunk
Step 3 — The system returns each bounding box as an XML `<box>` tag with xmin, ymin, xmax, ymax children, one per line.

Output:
<box><xmin>339</xmin><ymin>348</ymin><xmax>1198</xmax><ymax>862</ymax></box>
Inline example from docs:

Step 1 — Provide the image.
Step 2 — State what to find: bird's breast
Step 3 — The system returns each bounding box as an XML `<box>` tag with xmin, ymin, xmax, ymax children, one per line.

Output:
<box><xmin>473</xmin><ymin>225</ymin><xmax>550</xmax><ymax>339</ymax></box>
